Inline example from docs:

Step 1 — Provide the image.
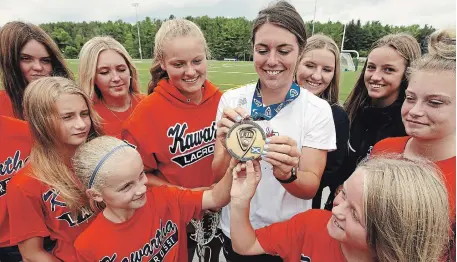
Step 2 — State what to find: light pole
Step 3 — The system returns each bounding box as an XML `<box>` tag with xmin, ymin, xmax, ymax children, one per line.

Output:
<box><xmin>311</xmin><ymin>0</ymin><xmax>317</xmax><ymax>36</ymax></box>
<box><xmin>132</xmin><ymin>3</ymin><xmax>143</xmax><ymax>60</ymax></box>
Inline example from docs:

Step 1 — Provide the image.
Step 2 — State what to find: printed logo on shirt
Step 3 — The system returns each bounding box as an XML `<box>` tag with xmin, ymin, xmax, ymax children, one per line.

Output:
<box><xmin>300</xmin><ymin>254</ymin><xmax>311</xmax><ymax>262</ymax></box>
<box><xmin>100</xmin><ymin>219</ymin><xmax>179</xmax><ymax>262</ymax></box>
<box><xmin>42</xmin><ymin>189</ymin><xmax>93</xmax><ymax>227</ymax></box>
<box><xmin>0</xmin><ymin>150</ymin><xmax>29</xmax><ymax>197</ymax></box>
<box><xmin>167</xmin><ymin>122</ymin><xmax>217</xmax><ymax>168</ymax></box>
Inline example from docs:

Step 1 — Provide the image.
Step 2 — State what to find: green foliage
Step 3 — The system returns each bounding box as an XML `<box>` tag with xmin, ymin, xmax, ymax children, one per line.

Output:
<box><xmin>38</xmin><ymin>17</ymin><xmax>435</xmax><ymax>60</ymax></box>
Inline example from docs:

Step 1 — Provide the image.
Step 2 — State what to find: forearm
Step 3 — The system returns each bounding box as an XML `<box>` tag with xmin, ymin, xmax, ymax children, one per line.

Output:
<box><xmin>20</xmin><ymin>249</ymin><xmax>60</xmax><ymax>262</ymax></box>
<box><xmin>203</xmin><ymin>165</ymin><xmax>233</xmax><ymax>210</ymax></box>
<box><xmin>230</xmin><ymin>201</ymin><xmax>259</xmax><ymax>255</ymax></box>
<box><xmin>281</xmin><ymin>171</ymin><xmax>321</xmax><ymax>199</ymax></box>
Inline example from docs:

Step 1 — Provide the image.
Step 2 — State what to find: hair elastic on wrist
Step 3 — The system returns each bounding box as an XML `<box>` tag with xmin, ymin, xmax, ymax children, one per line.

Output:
<box><xmin>87</xmin><ymin>143</ymin><xmax>133</xmax><ymax>189</ymax></box>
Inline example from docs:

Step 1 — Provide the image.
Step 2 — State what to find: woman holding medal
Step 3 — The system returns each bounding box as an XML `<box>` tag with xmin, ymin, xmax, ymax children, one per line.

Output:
<box><xmin>212</xmin><ymin>1</ymin><xmax>336</xmax><ymax>261</ymax></box>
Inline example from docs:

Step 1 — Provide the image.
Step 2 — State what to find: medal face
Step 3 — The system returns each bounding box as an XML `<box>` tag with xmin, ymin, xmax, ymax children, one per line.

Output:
<box><xmin>226</xmin><ymin>120</ymin><xmax>266</xmax><ymax>161</ymax></box>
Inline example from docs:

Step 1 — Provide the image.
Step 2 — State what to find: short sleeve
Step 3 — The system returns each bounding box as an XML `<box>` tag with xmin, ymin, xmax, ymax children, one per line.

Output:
<box><xmin>255</xmin><ymin>212</ymin><xmax>307</xmax><ymax>258</ymax></box>
<box><xmin>302</xmin><ymin>102</ymin><xmax>336</xmax><ymax>151</ymax></box>
<box><xmin>7</xmin><ymin>176</ymin><xmax>49</xmax><ymax>245</ymax></box>
<box><xmin>162</xmin><ymin>186</ymin><xmax>204</xmax><ymax>223</ymax></box>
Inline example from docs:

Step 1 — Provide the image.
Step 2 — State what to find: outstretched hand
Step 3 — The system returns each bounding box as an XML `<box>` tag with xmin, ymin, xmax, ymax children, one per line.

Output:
<box><xmin>230</xmin><ymin>159</ymin><xmax>262</xmax><ymax>205</ymax></box>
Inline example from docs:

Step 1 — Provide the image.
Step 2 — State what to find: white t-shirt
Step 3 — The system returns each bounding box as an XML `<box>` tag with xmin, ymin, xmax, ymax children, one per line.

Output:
<box><xmin>216</xmin><ymin>83</ymin><xmax>336</xmax><ymax>237</ymax></box>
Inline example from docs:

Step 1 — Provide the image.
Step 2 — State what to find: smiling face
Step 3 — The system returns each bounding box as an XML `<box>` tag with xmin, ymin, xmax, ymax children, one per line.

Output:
<box><xmin>94</xmin><ymin>49</ymin><xmax>131</xmax><ymax>100</ymax></box>
<box><xmin>401</xmin><ymin>70</ymin><xmax>456</xmax><ymax>140</ymax></box>
<box><xmin>55</xmin><ymin>93</ymin><xmax>91</xmax><ymax>149</ymax></box>
<box><xmin>296</xmin><ymin>48</ymin><xmax>335</xmax><ymax>95</ymax></box>
<box><xmin>253</xmin><ymin>23</ymin><xmax>300</xmax><ymax>91</ymax></box>
<box><xmin>19</xmin><ymin>39</ymin><xmax>53</xmax><ymax>84</ymax></box>
<box><xmin>160</xmin><ymin>35</ymin><xmax>207</xmax><ymax>99</ymax></box>
<box><xmin>364</xmin><ymin>46</ymin><xmax>407</xmax><ymax>107</ymax></box>
<box><xmin>96</xmin><ymin>149</ymin><xmax>148</xmax><ymax>212</ymax></box>
<box><xmin>327</xmin><ymin>168</ymin><xmax>368</xmax><ymax>251</ymax></box>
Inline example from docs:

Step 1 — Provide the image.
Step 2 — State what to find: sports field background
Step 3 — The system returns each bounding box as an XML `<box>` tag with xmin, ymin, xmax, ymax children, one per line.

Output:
<box><xmin>68</xmin><ymin>60</ymin><xmax>361</xmax><ymax>101</ymax></box>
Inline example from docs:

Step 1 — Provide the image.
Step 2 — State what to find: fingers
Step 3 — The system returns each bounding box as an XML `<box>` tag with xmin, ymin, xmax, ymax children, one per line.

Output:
<box><xmin>262</xmin><ymin>143</ymin><xmax>301</xmax><ymax>158</ymax></box>
<box><xmin>222</xmin><ymin>107</ymin><xmax>249</xmax><ymax>123</ymax></box>
<box><xmin>232</xmin><ymin>162</ymin><xmax>246</xmax><ymax>179</ymax></box>
<box><xmin>246</xmin><ymin>160</ymin><xmax>262</xmax><ymax>184</ymax></box>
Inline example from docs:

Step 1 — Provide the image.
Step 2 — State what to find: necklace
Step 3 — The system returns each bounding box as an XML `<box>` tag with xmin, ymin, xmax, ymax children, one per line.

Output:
<box><xmin>102</xmin><ymin>96</ymin><xmax>133</xmax><ymax>122</ymax></box>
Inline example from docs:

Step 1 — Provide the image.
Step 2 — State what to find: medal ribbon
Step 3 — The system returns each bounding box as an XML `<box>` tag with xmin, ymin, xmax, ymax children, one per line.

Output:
<box><xmin>251</xmin><ymin>81</ymin><xmax>300</xmax><ymax>121</ymax></box>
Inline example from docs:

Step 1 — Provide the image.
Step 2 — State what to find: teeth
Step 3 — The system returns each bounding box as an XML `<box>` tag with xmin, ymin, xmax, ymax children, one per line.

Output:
<box><xmin>183</xmin><ymin>77</ymin><xmax>198</xmax><ymax>83</ymax></box>
<box><xmin>333</xmin><ymin>218</ymin><xmax>344</xmax><ymax>230</ymax></box>
<box><xmin>371</xmin><ymin>84</ymin><xmax>384</xmax><ymax>88</ymax></box>
<box><xmin>306</xmin><ymin>80</ymin><xmax>321</xmax><ymax>87</ymax></box>
<box><xmin>265</xmin><ymin>70</ymin><xmax>281</xmax><ymax>76</ymax></box>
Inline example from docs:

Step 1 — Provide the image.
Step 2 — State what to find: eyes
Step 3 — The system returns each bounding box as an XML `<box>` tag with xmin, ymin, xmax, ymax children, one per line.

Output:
<box><xmin>366</xmin><ymin>64</ymin><xmax>396</xmax><ymax>73</ymax></box>
<box><xmin>304</xmin><ymin>63</ymin><xmax>334</xmax><ymax>73</ymax></box>
<box><xmin>256</xmin><ymin>48</ymin><xmax>291</xmax><ymax>56</ymax></box>
<box><xmin>172</xmin><ymin>59</ymin><xmax>203</xmax><ymax>68</ymax></box>
<box><xmin>405</xmin><ymin>94</ymin><xmax>446</xmax><ymax>108</ymax></box>
<box><xmin>99</xmin><ymin>66</ymin><xmax>128</xmax><ymax>75</ymax></box>
<box><xmin>341</xmin><ymin>189</ymin><xmax>361</xmax><ymax>224</ymax></box>
<box><xmin>118</xmin><ymin>172</ymin><xmax>146</xmax><ymax>192</ymax></box>
<box><xmin>20</xmin><ymin>55</ymin><xmax>51</xmax><ymax>64</ymax></box>
<box><xmin>61</xmin><ymin>110</ymin><xmax>90</xmax><ymax>120</ymax></box>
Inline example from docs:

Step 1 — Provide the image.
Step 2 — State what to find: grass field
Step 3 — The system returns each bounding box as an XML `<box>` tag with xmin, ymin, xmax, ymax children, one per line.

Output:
<box><xmin>67</xmin><ymin>60</ymin><xmax>361</xmax><ymax>102</ymax></box>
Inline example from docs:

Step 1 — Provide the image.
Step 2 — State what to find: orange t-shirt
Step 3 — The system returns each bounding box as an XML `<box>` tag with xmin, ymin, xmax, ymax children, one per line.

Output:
<box><xmin>74</xmin><ymin>186</ymin><xmax>203</xmax><ymax>262</ymax></box>
<box><xmin>0</xmin><ymin>90</ymin><xmax>15</xmax><ymax>118</ymax></box>
<box><xmin>93</xmin><ymin>94</ymin><xmax>146</xmax><ymax>138</ymax></box>
<box><xmin>7</xmin><ymin>165</ymin><xmax>95</xmax><ymax>261</ymax></box>
<box><xmin>256</xmin><ymin>209</ymin><xmax>346</xmax><ymax>262</ymax></box>
<box><xmin>122</xmin><ymin>79</ymin><xmax>222</xmax><ymax>188</ymax></box>
<box><xmin>373</xmin><ymin>136</ymin><xmax>456</xmax><ymax>219</ymax></box>
<box><xmin>0</xmin><ymin>116</ymin><xmax>31</xmax><ymax>247</ymax></box>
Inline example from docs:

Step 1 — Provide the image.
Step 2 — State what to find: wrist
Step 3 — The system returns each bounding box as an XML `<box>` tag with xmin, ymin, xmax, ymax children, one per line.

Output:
<box><xmin>276</xmin><ymin>167</ymin><xmax>298</xmax><ymax>184</ymax></box>
<box><xmin>230</xmin><ymin>197</ymin><xmax>251</xmax><ymax>208</ymax></box>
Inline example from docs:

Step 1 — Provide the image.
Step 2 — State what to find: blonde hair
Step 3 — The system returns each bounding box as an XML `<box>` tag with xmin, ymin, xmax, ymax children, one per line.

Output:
<box><xmin>298</xmin><ymin>34</ymin><xmax>340</xmax><ymax>105</ymax></box>
<box><xmin>72</xmin><ymin>136</ymin><xmax>139</xmax><ymax>213</ymax></box>
<box><xmin>344</xmin><ymin>33</ymin><xmax>421</xmax><ymax>123</ymax></box>
<box><xmin>408</xmin><ymin>28</ymin><xmax>456</xmax><ymax>78</ymax></box>
<box><xmin>78</xmin><ymin>36</ymin><xmax>141</xmax><ymax>99</ymax></box>
<box><xmin>149</xmin><ymin>19</ymin><xmax>210</xmax><ymax>94</ymax></box>
<box><xmin>23</xmin><ymin>77</ymin><xmax>103</xmax><ymax>212</ymax></box>
<box><xmin>358</xmin><ymin>154</ymin><xmax>449</xmax><ymax>262</ymax></box>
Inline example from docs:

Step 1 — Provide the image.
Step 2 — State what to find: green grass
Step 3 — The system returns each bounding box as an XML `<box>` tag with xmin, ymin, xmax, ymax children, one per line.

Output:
<box><xmin>67</xmin><ymin>60</ymin><xmax>360</xmax><ymax>102</ymax></box>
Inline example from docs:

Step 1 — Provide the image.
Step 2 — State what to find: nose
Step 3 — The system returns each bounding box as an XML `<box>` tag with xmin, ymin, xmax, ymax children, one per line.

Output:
<box><xmin>111</xmin><ymin>71</ymin><xmax>121</xmax><ymax>82</ymax></box>
<box><xmin>185</xmin><ymin>65</ymin><xmax>196</xmax><ymax>76</ymax></box>
<box><xmin>370</xmin><ymin>70</ymin><xmax>383</xmax><ymax>82</ymax></box>
<box><xmin>266</xmin><ymin>52</ymin><xmax>278</xmax><ymax>66</ymax></box>
<box><xmin>311</xmin><ymin>68</ymin><xmax>323</xmax><ymax>81</ymax></box>
<box><xmin>32</xmin><ymin>60</ymin><xmax>44</xmax><ymax>71</ymax></box>
<box><xmin>407</xmin><ymin>100</ymin><xmax>425</xmax><ymax>117</ymax></box>
<box><xmin>74</xmin><ymin>116</ymin><xmax>88</xmax><ymax>130</ymax></box>
<box><xmin>331</xmin><ymin>196</ymin><xmax>347</xmax><ymax>220</ymax></box>
<box><xmin>136</xmin><ymin>182</ymin><xmax>147</xmax><ymax>196</ymax></box>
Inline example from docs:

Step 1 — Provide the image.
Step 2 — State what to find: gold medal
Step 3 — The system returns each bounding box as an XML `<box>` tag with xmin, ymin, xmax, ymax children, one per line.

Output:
<box><xmin>225</xmin><ymin>120</ymin><xmax>266</xmax><ymax>161</ymax></box>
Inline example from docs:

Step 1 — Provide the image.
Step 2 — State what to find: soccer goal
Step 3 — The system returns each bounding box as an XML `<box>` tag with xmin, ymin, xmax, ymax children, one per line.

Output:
<box><xmin>340</xmin><ymin>52</ymin><xmax>356</xmax><ymax>71</ymax></box>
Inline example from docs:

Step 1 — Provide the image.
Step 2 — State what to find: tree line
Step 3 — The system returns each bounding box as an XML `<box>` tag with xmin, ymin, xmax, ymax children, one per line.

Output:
<box><xmin>38</xmin><ymin>15</ymin><xmax>435</xmax><ymax>60</ymax></box>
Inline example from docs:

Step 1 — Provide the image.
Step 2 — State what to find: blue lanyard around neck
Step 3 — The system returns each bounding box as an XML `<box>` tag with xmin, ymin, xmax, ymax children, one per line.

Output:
<box><xmin>251</xmin><ymin>81</ymin><xmax>300</xmax><ymax>121</ymax></box>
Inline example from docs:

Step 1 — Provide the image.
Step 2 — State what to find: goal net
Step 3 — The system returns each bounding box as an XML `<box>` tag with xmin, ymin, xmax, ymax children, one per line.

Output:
<box><xmin>340</xmin><ymin>52</ymin><xmax>356</xmax><ymax>71</ymax></box>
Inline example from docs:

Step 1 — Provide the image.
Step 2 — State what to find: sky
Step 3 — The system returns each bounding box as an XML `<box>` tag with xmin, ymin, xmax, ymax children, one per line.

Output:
<box><xmin>0</xmin><ymin>0</ymin><xmax>455</xmax><ymax>29</ymax></box>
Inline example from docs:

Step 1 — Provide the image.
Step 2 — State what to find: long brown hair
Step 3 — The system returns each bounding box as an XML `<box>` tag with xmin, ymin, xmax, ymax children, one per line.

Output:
<box><xmin>344</xmin><ymin>33</ymin><xmax>421</xmax><ymax>123</ymax></box>
<box><xmin>0</xmin><ymin>21</ymin><xmax>74</xmax><ymax>120</ymax></box>
<box><xmin>23</xmin><ymin>77</ymin><xmax>103</xmax><ymax>212</ymax></box>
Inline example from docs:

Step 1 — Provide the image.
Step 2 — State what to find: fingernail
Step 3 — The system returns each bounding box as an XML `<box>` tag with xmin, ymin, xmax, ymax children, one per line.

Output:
<box><xmin>265</xmin><ymin>138</ymin><xmax>271</xmax><ymax>144</ymax></box>
<box><xmin>261</xmin><ymin>150</ymin><xmax>268</xmax><ymax>156</ymax></box>
<box><xmin>235</xmin><ymin>116</ymin><xmax>243</xmax><ymax>122</ymax></box>
<box><xmin>263</xmin><ymin>144</ymin><xmax>269</xmax><ymax>151</ymax></box>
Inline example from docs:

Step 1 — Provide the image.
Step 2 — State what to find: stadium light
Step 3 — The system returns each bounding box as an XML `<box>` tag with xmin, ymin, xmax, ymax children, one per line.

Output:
<box><xmin>132</xmin><ymin>3</ymin><xmax>143</xmax><ymax>60</ymax></box>
<box><xmin>311</xmin><ymin>0</ymin><xmax>317</xmax><ymax>35</ymax></box>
